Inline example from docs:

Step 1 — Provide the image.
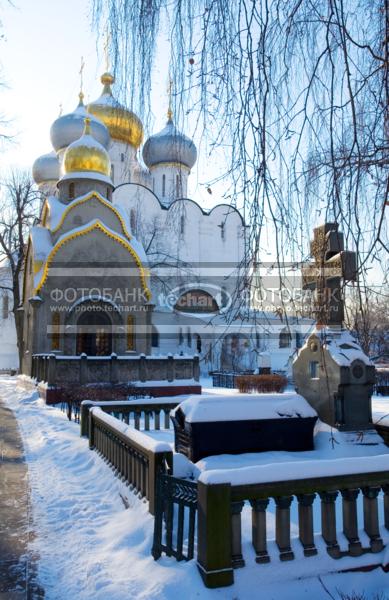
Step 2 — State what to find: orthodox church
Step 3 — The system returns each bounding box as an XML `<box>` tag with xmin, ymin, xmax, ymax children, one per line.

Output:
<box><xmin>15</xmin><ymin>70</ymin><xmax>309</xmax><ymax>377</ymax></box>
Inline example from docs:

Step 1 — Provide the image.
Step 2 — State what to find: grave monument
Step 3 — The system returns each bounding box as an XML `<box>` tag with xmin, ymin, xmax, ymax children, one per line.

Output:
<box><xmin>293</xmin><ymin>223</ymin><xmax>375</xmax><ymax>431</ymax></box>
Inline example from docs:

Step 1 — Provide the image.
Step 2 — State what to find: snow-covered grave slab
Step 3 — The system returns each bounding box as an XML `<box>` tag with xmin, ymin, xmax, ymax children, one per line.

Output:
<box><xmin>199</xmin><ymin>453</ymin><xmax>389</xmax><ymax>486</ymax></box>
<box><xmin>171</xmin><ymin>393</ymin><xmax>318</xmax><ymax>462</ymax></box>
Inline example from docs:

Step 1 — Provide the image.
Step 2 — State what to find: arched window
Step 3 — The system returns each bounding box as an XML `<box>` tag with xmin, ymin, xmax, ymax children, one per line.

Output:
<box><xmin>127</xmin><ymin>315</ymin><xmax>135</xmax><ymax>351</ymax></box>
<box><xmin>69</xmin><ymin>182</ymin><xmax>75</xmax><ymax>199</ymax></box>
<box><xmin>2</xmin><ymin>295</ymin><xmax>9</xmax><ymax>320</ymax></box>
<box><xmin>162</xmin><ymin>174</ymin><xmax>166</xmax><ymax>197</ymax></box>
<box><xmin>176</xmin><ymin>173</ymin><xmax>181</xmax><ymax>197</ymax></box>
<box><xmin>52</xmin><ymin>311</ymin><xmax>60</xmax><ymax>351</ymax></box>
<box><xmin>151</xmin><ymin>327</ymin><xmax>159</xmax><ymax>348</ymax></box>
<box><xmin>130</xmin><ymin>209</ymin><xmax>136</xmax><ymax>232</ymax></box>
<box><xmin>279</xmin><ymin>328</ymin><xmax>292</xmax><ymax>348</ymax></box>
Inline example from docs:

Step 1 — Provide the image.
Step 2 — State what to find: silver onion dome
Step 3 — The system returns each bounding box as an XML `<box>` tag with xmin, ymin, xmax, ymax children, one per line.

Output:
<box><xmin>32</xmin><ymin>150</ymin><xmax>60</xmax><ymax>184</ymax></box>
<box><xmin>142</xmin><ymin>117</ymin><xmax>197</xmax><ymax>170</ymax></box>
<box><xmin>50</xmin><ymin>93</ymin><xmax>110</xmax><ymax>153</ymax></box>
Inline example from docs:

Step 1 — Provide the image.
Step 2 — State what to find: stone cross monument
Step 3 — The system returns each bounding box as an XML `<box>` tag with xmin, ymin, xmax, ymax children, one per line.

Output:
<box><xmin>302</xmin><ymin>222</ymin><xmax>357</xmax><ymax>327</ymax></box>
<box><xmin>294</xmin><ymin>223</ymin><xmax>375</xmax><ymax>431</ymax></box>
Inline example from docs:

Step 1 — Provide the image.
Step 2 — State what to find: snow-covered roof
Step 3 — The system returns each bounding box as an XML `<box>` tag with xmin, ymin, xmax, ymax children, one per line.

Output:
<box><xmin>319</xmin><ymin>328</ymin><xmax>372</xmax><ymax>367</ymax></box>
<box><xmin>45</xmin><ymin>196</ymin><xmax>66</xmax><ymax>230</ymax></box>
<box><xmin>174</xmin><ymin>392</ymin><xmax>317</xmax><ymax>423</ymax></box>
<box><xmin>33</xmin><ymin>219</ymin><xmax>150</xmax><ymax>298</ymax></box>
<box><xmin>30</xmin><ymin>226</ymin><xmax>53</xmax><ymax>262</ymax></box>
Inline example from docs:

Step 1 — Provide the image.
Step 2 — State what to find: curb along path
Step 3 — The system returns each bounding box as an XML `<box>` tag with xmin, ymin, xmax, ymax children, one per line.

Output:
<box><xmin>0</xmin><ymin>394</ymin><xmax>43</xmax><ymax>599</ymax></box>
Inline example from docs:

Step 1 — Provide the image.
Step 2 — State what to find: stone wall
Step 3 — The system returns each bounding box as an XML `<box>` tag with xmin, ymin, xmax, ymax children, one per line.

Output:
<box><xmin>31</xmin><ymin>352</ymin><xmax>200</xmax><ymax>386</ymax></box>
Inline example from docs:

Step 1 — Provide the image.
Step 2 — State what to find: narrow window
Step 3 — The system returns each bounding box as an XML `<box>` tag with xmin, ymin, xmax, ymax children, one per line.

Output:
<box><xmin>2</xmin><ymin>295</ymin><xmax>9</xmax><ymax>320</ymax></box>
<box><xmin>180</xmin><ymin>215</ymin><xmax>185</xmax><ymax>236</ymax></box>
<box><xmin>52</xmin><ymin>311</ymin><xmax>60</xmax><ymax>351</ymax></box>
<box><xmin>111</xmin><ymin>164</ymin><xmax>115</xmax><ymax>182</ymax></box>
<box><xmin>196</xmin><ymin>334</ymin><xmax>202</xmax><ymax>354</ymax></box>
<box><xmin>279</xmin><ymin>328</ymin><xmax>292</xmax><ymax>348</ymax></box>
<box><xmin>130</xmin><ymin>209</ymin><xmax>136</xmax><ymax>232</ymax></box>
<box><xmin>187</xmin><ymin>327</ymin><xmax>192</xmax><ymax>347</ymax></box>
<box><xmin>69</xmin><ymin>182</ymin><xmax>75</xmax><ymax>199</ymax></box>
<box><xmin>162</xmin><ymin>174</ymin><xmax>166</xmax><ymax>197</ymax></box>
<box><xmin>255</xmin><ymin>331</ymin><xmax>261</xmax><ymax>349</ymax></box>
<box><xmin>127</xmin><ymin>315</ymin><xmax>135</xmax><ymax>350</ymax></box>
<box><xmin>151</xmin><ymin>327</ymin><xmax>159</xmax><ymax>348</ymax></box>
<box><xmin>296</xmin><ymin>331</ymin><xmax>303</xmax><ymax>349</ymax></box>
<box><xmin>121</xmin><ymin>153</ymin><xmax>125</xmax><ymax>162</ymax></box>
<box><xmin>178</xmin><ymin>328</ymin><xmax>184</xmax><ymax>345</ymax></box>
<box><xmin>176</xmin><ymin>173</ymin><xmax>181</xmax><ymax>197</ymax></box>
<box><xmin>220</xmin><ymin>222</ymin><xmax>225</xmax><ymax>241</ymax></box>
<box><xmin>106</xmin><ymin>187</ymin><xmax>111</xmax><ymax>200</ymax></box>
<box><xmin>152</xmin><ymin>177</ymin><xmax>155</xmax><ymax>192</ymax></box>
<box><xmin>310</xmin><ymin>361</ymin><xmax>319</xmax><ymax>379</ymax></box>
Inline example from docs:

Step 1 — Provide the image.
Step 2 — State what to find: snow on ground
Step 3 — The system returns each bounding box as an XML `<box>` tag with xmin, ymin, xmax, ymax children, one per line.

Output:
<box><xmin>2</xmin><ymin>376</ymin><xmax>389</xmax><ymax>599</ymax></box>
<box><xmin>373</xmin><ymin>394</ymin><xmax>389</xmax><ymax>426</ymax></box>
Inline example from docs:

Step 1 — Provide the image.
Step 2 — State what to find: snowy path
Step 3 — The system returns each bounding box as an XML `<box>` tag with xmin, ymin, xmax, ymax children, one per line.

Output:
<box><xmin>2</xmin><ymin>377</ymin><xmax>389</xmax><ymax>600</ymax></box>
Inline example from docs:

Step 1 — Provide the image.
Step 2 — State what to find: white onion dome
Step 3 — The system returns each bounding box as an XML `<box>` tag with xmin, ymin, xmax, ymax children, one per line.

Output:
<box><xmin>142</xmin><ymin>117</ymin><xmax>197</xmax><ymax>170</ymax></box>
<box><xmin>87</xmin><ymin>72</ymin><xmax>143</xmax><ymax>148</ymax></box>
<box><xmin>32</xmin><ymin>151</ymin><xmax>60</xmax><ymax>184</ymax></box>
<box><xmin>50</xmin><ymin>93</ymin><xmax>110</xmax><ymax>153</ymax></box>
<box><xmin>63</xmin><ymin>118</ymin><xmax>111</xmax><ymax>180</ymax></box>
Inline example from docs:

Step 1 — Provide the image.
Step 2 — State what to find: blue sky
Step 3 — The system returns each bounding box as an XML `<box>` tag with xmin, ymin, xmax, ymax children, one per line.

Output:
<box><xmin>1</xmin><ymin>0</ymin><xmax>104</xmax><ymax>168</ymax></box>
<box><xmin>0</xmin><ymin>0</ymin><xmax>209</xmax><ymax>198</ymax></box>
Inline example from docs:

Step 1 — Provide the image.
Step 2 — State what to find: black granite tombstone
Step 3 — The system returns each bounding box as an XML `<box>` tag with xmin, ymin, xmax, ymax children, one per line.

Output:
<box><xmin>171</xmin><ymin>393</ymin><xmax>317</xmax><ymax>462</ymax></box>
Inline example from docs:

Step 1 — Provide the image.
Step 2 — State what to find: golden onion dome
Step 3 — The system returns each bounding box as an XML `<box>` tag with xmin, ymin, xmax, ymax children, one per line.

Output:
<box><xmin>87</xmin><ymin>72</ymin><xmax>144</xmax><ymax>148</ymax></box>
<box><xmin>63</xmin><ymin>117</ymin><xmax>111</xmax><ymax>177</ymax></box>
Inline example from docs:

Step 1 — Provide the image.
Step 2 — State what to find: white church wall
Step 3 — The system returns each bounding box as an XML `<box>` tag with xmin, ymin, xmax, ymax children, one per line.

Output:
<box><xmin>109</xmin><ymin>140</ymin><xmax>151</xmax><ymax>188</ymax></box>
<box><xmin>149</xmin><ymin>164</ymin><xmax>190</xmax><ymax>204</ymax></box>
<box><xmin>0</xmin><ymin>292</ymin><xmax>18</xmax><ymax>370</ymax></box>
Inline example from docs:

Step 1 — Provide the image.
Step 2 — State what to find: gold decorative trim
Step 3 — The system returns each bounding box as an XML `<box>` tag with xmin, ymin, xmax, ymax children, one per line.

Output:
<box><xmin>34</xmin><ymin>260</ymin><xmax>43</xmax><ymax>275</ymax></box>
<box><xmin>50</xmin><ymin>192</ymin><xmax>132</xmax><ymax>240</ymax></box>
<box><xmin>22</xmin><ymin>238</ymin><xmax>32</xmax><ymax>303</ymax></box>
<box><xmin>34</xmin><ymin>221</ymin><xmax>151</xmax><ymax>300</ymax></box>
<box><xmin>41</xmin><ymin>201</ymin><xmax>49</xmax><ymax>227</ymax></box>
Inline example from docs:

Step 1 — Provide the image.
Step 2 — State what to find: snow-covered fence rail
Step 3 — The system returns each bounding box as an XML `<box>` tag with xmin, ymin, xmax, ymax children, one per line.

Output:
<box><xmin>197</xmin><ymin>457</ymin><xmax>389</xmax><ymax>587</ymax></box>
<box><xmin>88</xmin><ymin>407</ymin><xmax>173</xmax><ymax>515</ymax></box>
<box><xmin>80</xmin><ymin>399</ymin><xmax>180</xmax><ymax>437</ymax></box>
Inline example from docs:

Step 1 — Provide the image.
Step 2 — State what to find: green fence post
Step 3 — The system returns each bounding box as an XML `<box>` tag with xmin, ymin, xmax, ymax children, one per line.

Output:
<box><xmin>88</xmin><ymin>409</ymin><xmax>95</xmax><ymax>450</ymax></box>
<box><xmin>80</xmin><ymin>401</ymin><xmax>94</xmax><ymax>437</ymax></box>
<box><xmin>197</xmin><ymin>480</ymin><xmax>234</xmax><ymax>588</ymax></box>
<box><xmin>148</xmin><ymin>450</ymin><xmax>173</xmax><ymax>516</ymax></box>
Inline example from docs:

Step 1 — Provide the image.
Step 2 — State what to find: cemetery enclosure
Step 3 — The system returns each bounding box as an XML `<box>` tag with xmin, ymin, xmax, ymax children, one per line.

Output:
<box><xmin>32</xmin><ymin>353</ymin><xmax>200</xmax><ymax>385</ymax></box>
<box><xmin>81</xmin><ymin>399</ymin><xmax>389</xmax><ymax>589</ymax></box>
<box><xmin>31</xmin><ymin>353</ymin><xmax>201</xmax><ymax>403</ymax></box>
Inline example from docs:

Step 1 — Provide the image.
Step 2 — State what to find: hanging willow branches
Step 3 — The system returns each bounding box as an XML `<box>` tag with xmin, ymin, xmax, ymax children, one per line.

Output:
<box><xmin>92</xmin><ymin>0</ymin><xmax>388</xmax><ymax>322</ymax></box>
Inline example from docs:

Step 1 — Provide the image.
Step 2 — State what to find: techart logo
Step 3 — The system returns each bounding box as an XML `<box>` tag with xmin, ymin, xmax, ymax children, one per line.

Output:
<box><xmin>162</xmin><ymin>284</ymin><xmax>232</xmax><ymax>313</ymax></box>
